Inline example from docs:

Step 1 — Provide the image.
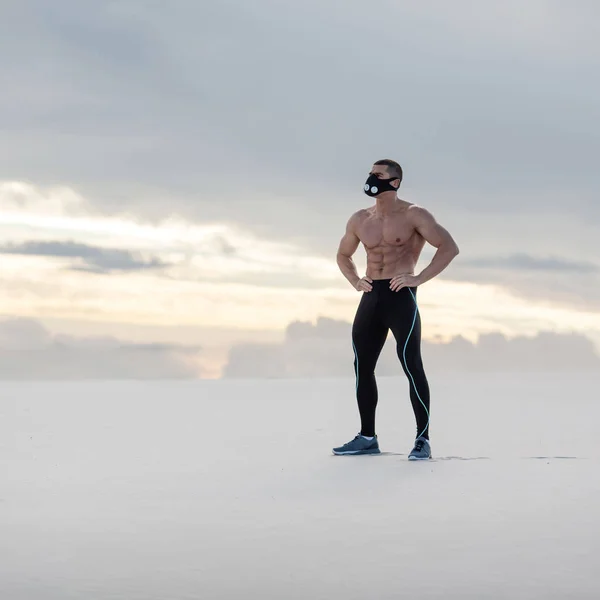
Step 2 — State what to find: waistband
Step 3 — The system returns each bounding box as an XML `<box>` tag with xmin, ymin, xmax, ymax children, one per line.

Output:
<box><xmin>368</xmin><ymin>278</ymin><xmax>417</xmax><ymax>292</ymax></box>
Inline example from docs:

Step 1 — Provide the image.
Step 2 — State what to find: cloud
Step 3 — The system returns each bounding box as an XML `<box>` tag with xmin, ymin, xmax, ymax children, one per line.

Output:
<box><xmin>462</xmin><ymin>254</ymin><xmax>599</xmax><ymax>274</ymax></box>
<box><xmin>0</xmin><ymin>182</ymin><xmax>339</xmax><ymax>279</ymax></box>
<box><xmin>450</xmin><ymin>252</ymin><xmax>600</xmax><ymax>312</ymax></box>
<box><xmin>222</xmin><ymin>316</ymin><xmax>600</xmax><ymax>378</ymax></box>
<box><xmin>0</xmin><ymin>240</ymin><xmax>169</xmax><ymax>274</ymax></box>
<box><xmin>2</xmin><ymin>179</ymin><xmax>598</xmax><ymax>344</ymax></box>
<box><xmin>2</xmin><ymin>1</ymin><xmax>599</xmax><ymax>324</ymax></box>
<box><xmin>422</xmin><ymin>331</ymin><xmax>600</xmax><ymax>373</ymax></box>
<box><xmin>0</xmin><ymin>181</ymin><xmax>90</xmax><ymax>216</ymax></box>
<box><xmin>0</xmin><ymin>318</ymin><xmax>204</xmax><ymax>379</ymax></box>
<box><xmin>212</xmin><ymin>235</ymin><xmax>237</xmax><ymax>257</ymax></box>
<box><xmin>2</xmin><ymin>0</ymin><xmax>599</xmax><ymax>230</ymax></box>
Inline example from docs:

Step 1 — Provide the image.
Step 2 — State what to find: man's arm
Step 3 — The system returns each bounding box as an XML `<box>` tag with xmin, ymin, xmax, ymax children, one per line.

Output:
<box><xmin>411</xmin><ymin>206</ymin><xmax>459</xmax><ymax>285</ymax></box>
<box><xmin>336</xmin><ymin>213</ymin><xmax>363</xmax><ymax>290</ymax></box>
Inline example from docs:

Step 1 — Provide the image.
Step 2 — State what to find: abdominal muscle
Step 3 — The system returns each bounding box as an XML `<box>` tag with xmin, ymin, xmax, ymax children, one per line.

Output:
<box><xmin>364</xmin><ymin>238</ymin><xmax>424</xmax><ymax>280</ymax></box>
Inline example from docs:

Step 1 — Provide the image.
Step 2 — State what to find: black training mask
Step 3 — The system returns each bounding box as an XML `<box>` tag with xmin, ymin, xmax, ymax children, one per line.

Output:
<box><xmin>363</xmin><ymin>174</ymin><xmax>398</xmax><ymax>197</ymax></box>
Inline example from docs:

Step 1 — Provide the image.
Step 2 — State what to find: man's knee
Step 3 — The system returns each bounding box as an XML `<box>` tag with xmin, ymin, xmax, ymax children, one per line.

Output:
<box><xmin>354</xmin><ymin>357</ymin><xmax>378</xmax><ymax>376</ymax></box>
<box><xmin>397</xmin><ymin>348</ymin><xmax>425</xmax><ymax>372</ymax></box>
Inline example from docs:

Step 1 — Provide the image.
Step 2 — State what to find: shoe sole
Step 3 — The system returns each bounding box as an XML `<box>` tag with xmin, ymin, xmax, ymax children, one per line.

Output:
<box><xmin>408</xmin><ymin>455</ymin><xmax>432</xmax><ymax>461</ymax></box>
<box><xmin>332</xmin><ymin>448</ymin><xmax>381</xmax><ymax>455</ymax></box>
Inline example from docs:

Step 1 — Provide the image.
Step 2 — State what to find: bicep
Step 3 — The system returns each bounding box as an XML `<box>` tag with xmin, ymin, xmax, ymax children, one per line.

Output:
<box><xmin>337</xmin><ymin>218</ymin><xmax>360</xmax><ymax>257</ymax></box>
<box><xmin>413</xmin><ymin>208</ymin><xmax>456</xmax><ymax>249</ymax></box>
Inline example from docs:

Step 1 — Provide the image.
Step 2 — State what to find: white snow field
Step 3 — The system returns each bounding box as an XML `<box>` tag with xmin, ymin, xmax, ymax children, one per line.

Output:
<box><xmin>1</xmin><ymin>373</ymin><xmax>599</xmax><ymax>599</ymax></box>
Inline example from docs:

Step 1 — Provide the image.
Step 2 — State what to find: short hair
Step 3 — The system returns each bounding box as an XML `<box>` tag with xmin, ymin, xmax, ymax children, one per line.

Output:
<box><xmin>374</xmin><ymin>159</ymin><xmax>403</xmax><ymax>183</ymax></box>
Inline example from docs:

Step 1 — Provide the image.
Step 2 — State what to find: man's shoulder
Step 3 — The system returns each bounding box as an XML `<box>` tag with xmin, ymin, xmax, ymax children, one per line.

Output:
<box><xmin>348</xmin><ymin>208</ymin><xmax>371</xmax><ymax>224</ymax></box>
<box><xmin>406</xmin><ymin>203</ymin><xmax>435</xmax><ymax>223</ymax></box>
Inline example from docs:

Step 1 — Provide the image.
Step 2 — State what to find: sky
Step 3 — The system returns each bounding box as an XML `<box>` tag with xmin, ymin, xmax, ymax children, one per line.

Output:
<box><xmin>1</xmin><ymin>0</ymin><xmax>599</xmax><ymax>378</ymax></box>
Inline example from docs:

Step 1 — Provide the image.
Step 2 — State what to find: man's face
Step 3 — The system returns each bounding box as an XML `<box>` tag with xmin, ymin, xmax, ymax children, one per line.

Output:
<box><xmin>369</xmin><ymin>164</ymin><xmax>399</xmax><ymax>188</ymax></box>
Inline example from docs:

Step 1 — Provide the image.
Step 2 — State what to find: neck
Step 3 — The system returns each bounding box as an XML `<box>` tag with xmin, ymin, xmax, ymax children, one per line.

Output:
<box><xmin>375</xmin><ymin>191</ymin><xmax>397</xmax><ymax>217</ymax></box>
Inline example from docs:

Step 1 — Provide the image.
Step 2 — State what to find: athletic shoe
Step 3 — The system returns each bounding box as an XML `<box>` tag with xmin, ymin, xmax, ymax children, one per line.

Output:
<box><xmin>408</xmin><ymin>436</ymin><xmax>431</xmax><ymax>460</ymax></box>
<box><xmin>332</xmin><ymin>434</ymin><xmax>381</xmax><ymax>455</ymax></box>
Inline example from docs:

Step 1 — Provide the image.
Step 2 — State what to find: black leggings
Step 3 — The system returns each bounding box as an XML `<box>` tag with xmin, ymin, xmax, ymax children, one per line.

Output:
<box><xmin>351</xmin><ymin>280</ymin><xmax>430</xmax><ymax>439</ymax></box>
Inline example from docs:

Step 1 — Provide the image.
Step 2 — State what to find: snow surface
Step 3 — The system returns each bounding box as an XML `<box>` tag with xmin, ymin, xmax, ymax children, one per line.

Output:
<box><xmin>1</xmin><ymin>373</ymin><xmax>599</xmax><ymax>599</ymax></box>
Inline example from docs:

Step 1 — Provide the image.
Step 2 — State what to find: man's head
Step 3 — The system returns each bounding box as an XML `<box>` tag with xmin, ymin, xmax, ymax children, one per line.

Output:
<box><xmin>364</xmin><ymin>159</ymin><xmax>403</xmax><ymax>197</ymax></box>
<box><xmin>371</xmin><ymin>159</ymin><xmax>403</xmax><ymax>186</ymax></box>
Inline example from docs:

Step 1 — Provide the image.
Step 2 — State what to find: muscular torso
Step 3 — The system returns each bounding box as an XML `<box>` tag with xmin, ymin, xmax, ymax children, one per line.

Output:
<box><xmin>356</xmin><ymin>204</ymin><xmax>425</xmax><ymax>279</ymax></box>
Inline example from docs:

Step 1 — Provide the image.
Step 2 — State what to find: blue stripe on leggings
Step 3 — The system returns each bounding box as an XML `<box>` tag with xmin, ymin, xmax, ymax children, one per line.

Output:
<box><xmin>403</xmin><ymin>288</ymin><xmax>430</xmax><ymax>439</ymax></box>
<box><xmin>352</xmin><ymin>339</ymin><xmax>359</xmax><ymax>394</ymax></box>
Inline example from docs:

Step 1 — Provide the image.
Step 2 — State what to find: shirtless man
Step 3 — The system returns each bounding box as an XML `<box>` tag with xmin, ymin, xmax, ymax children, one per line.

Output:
<box><xmin>332</xmin><ymin>159</ymin><xmax>459</xmax><ymax>460</ymax></box>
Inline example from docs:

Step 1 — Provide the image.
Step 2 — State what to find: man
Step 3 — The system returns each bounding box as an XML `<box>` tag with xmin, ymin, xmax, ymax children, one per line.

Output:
<box><xmin>333</xmin><ymin>159</ymin><xmax>459</xmax><ymax>460</ymax></box>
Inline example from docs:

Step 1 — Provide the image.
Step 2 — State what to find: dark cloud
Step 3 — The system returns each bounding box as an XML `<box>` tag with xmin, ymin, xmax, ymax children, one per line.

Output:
<box><xmin>0</xmin><ymin>240</ymin><xmax>169</xmax><ymax>274</ymax></box>
<box><xmin>1</xmin><ymin>0</ymin><xmax>599</xmax><ymax>223</ymax></box>
<box><xmin>223</xmin><ymin>316</ymin><xmax>600</xmax><ymax>378</ymax></box>
<box><xmin>0</xmin><ymin>317</ymin><xmax>203</xmax><ymax>379</ymax></box>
